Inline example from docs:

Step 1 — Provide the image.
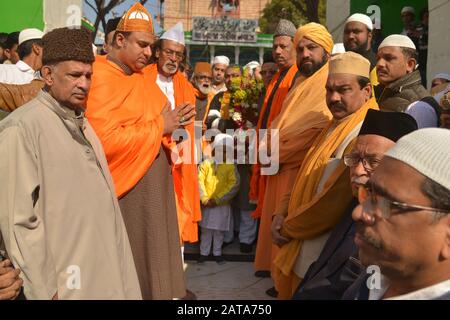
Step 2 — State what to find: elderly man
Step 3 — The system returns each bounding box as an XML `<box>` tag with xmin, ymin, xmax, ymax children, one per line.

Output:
<box><xmin>272</xmin><ymin>51</ymin><xmax>378</xmax><ymax>299</ymax></box>
<box><xmin>211</xmin><ymin>55</ymin><xmax>229</xmax><ymax>95</ymax></box>
<box><xmin>0</xmin><ymin>27</ymin><xmax>141</xmax><ymax>300</ymax></box>
<box><xmin>251</xmin><ymin>21</ymin><xmax>300</xmax><ymax>278</ymax></box>
<box><xmin>192</xmin><ymin>62</ymin><xmax>214</xmax><ymax>124</ymax></box>
<box><xmin>147</xmin><ymin>22</ymin><xmax>201</xmax><ymax>248</ymax></box>
<box><xmin>343</xmin><ymin>13</ymin><xmax>378</xmax><ymax>85</ymax></box>
<box><xmin>293</xmin><ymin>109</ymin><xmax>418</xmax><ymax>300</ymax></box>
<box><xmin>0</xmin><ymin>29</ymin><xmax>44</xmax><ymax>84</ymax></box>
<box><xmin>431</xmin><ymin>73</ymin><xmax>450</xmax><ymax>89</ymax></box>
<box><xmin>86</xmin><ymin>4</ymin><xmax>195</xmax><ymax>300</ymax></box>
<box><xmin>346</xmin><ymin>128</ymin><xmax>450</xmax><ymax>300</ymax></box>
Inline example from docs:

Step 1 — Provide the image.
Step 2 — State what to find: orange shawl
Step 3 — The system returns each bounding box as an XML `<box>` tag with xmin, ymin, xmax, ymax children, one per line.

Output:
<box><xmin>273</xmin><ymin>97</ymin><xmax>379</xmax><ymax>298</ymax></box>
<box><xmin>146</xmin><ymin>64</ymin><xmax>202</xmax><ymax>243</ymax></box>
<box><xmin>249</xmin><ymin>64</ymin><xmax>298</xmax><ymax>218</ymax></box>
<box><xmin>85</xmin><ymin>55</ymin><xmax>165</xmax><ymax>198</ymax></box>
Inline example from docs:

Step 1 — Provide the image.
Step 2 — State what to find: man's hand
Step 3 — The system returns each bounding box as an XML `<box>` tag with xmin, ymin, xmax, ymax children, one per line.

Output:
<box><xmin>271</xmin><ymin>214</ymin><xmax>291</xmax><ymax>247</ymax></box>
<box><xmin>0</xmin><ymin>259</ymin><xmax>23</xmax><ymax>300</ymax></box>
<box><xmin>161</xmin><ymin>101</ymin><xmax>180</xmax><ymax>135</ymax></box>
<box><xmin>176</xmin><ymin>102</ymin><xmax>196</xmax><ymax>127</ymax></box>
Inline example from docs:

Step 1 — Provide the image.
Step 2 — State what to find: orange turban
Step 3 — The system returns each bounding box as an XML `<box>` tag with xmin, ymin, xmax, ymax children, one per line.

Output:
<box><xmin>116</xmin><ymin>2</ymin><xmax>154</xmax><ymax>34</ymax></box>
<box><xmin>294</xmin><ymin>22</ymin><xmax>334</xmax><ymax>54</ymax></box>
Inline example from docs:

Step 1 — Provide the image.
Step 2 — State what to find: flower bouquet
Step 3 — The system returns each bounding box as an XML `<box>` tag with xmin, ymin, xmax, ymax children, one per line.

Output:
<box><xmin>219</xmin><ymin>69</ymin><xmax>264</xmax><ymax>130</ymax></box>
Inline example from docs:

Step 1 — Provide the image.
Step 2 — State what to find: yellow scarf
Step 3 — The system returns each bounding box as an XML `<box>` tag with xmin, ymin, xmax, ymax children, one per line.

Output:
<box><xmin>274</xmin><ymin>97</ymin><xmax>379</xmax><ymax>278</ymax></box>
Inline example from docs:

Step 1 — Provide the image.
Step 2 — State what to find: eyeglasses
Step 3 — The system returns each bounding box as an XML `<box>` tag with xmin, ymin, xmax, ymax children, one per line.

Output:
<box><xmin>161</xmin><ymin>48</ymin><xmax>184</xmax><ymax>61</ymax></box>
<box><xmin>358</xmin><ymin>184</ymin><xmax>450</xmax><ymax>219</ymax></box>
<box><xmin>343</xmin><ymin>154</ymin><xmax>381</xmax><ymax>172</ymax></box>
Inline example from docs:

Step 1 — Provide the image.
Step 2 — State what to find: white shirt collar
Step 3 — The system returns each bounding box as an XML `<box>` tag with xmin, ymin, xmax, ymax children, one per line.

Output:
<box><xmin>156</xmin><ymin>73</ymin><xmax>175</xmax><ymax>110</ymax></box>
<box><xmin>15</xmin><ymin>60</ymin><xmax>34</xmax><ymax>73</ymax></box>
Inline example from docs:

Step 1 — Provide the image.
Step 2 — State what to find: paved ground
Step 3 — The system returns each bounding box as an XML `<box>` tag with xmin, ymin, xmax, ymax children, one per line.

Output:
<box><xmin>185</xmin><ymin>260</ymin><xmax>275</xmax><ymax>300</ymax></box>
<box><xmin>184</xmin><ymin>238</ymin><xmax>276</xmax><ymax>300</ymax></box>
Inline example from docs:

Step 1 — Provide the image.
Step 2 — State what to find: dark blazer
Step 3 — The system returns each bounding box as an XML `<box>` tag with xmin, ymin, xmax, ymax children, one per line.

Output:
<box><xmin>293</xmin><ymin>198</ymin><xmax>363</xmax><ymax>300</ymax></box>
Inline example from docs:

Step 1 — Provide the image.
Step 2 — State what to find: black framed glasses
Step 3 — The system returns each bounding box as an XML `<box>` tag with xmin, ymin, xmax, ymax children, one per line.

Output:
<box><xmin>358</xmin><ymin>184</ymin><xmax>450</xmax><ymax>219</ymax></box>
<box><xmin>162</xmin><ymin>48</ymin><xmax>184</xmax><ymax>61</ymax></box>
<box><xmin>344</xmin><ymin>153</ymin><xmax>381</xmax><ymax>172</ymax></box>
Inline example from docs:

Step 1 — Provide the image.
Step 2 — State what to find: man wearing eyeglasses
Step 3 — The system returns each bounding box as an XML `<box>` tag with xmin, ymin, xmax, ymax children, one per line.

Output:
<box><xmin>347</xmin><ymin>128</ymin><xmax>450</xmax><ymax>300</ymax></box>
<box><xmin>292</xmin><ymin>109</ymin><xmax>417</xmax><ymax>300</ymax></box>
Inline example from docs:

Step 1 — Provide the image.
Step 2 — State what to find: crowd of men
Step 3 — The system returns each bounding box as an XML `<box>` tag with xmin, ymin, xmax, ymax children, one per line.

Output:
<box><xmin>0</xmin><ymin>2</ymin><xmax>449</xmax><ymax>300</ymax></box>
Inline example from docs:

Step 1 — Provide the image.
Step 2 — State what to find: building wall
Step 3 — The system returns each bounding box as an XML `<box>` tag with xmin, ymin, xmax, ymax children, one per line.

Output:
<box><xmin>163</xmin><ymin>0</ymin><xmax>270</xmax><ymax>31</ymax></box>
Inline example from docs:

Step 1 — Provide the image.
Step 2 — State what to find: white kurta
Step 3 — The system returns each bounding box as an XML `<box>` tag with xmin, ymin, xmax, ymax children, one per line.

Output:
<box><xmin>0</xmin><ymin>91</ymin><xmax>141</xmax><ymax>300</ymax></box>
<box><xmin>0</xmin><ymin>61</ymin><xmax>36</xmax><ymax>84</ymax></box>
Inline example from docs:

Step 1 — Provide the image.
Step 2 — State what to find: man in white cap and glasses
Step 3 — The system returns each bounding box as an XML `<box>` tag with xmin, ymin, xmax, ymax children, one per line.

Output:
<box><xmin>376</xmin><ymin>34</ymin><xmax>441</xmax><ymax>128</ymax></box>
<box><xmin>211</xmin><ymin>55</ymin><xmax>230</xmax><ymax>95</ymax></box>
<box><xmin>147</xmin><ymin>22</ymin><xmax>201</xmax><ymax>300</ymax></box>
<box><xmin>343</xmin><ymin>13</ymin><xmax>378</xmax><ymax>86</ymax></box>
<box><xmin>0</xmin><ymin>28</ymin><xmax>44</xmax><ymax>84</ymax></box>
<box><xmin>345</xmin><ymin>128</ymin><xmax>450</xmax><ymax>300</ymax></box>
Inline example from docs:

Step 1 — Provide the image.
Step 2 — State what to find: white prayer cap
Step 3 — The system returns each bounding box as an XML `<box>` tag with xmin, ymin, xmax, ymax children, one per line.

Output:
<box><xmin>385</xmin><ymin>128</ymin><xmax>450</xmax><ymax>191</ymax></box>
<box><xmin>332</xmin><ymin>43</ymin><xmax>346</xmax><ymax>55</ymax></box>
<box><xmin>212</xmin><ymin>133</ymin><xmax>234</xmax><ymax>150</ymax></box>
<box><xmin>160</xmin><ymin>22</ymin><xmax>185</xmax><ymax>46</ymax></box>
<box><xmin>19</xmin><ymin>28</ymin><xmax>44</xmax><ymax>46</ymax></box>
<box><xmin>244</xmin><ymin>61</ymin><xmax>260</xmax><ymax>70</ymax></box>
<box><xmin>401</xmin><ymin>6</ymin><xmax>415</xmax><ymax>15</ymax></box>
<box><xmin>213</xmin><ymin>55</ymin><xmax>230</xmax><ymax>67</ymax></box>
<box><xmin>433</xmin><ymin>73</ymin><xmax>450</xmax><ymax>82</ymax></box>
<box><xmin>379</xmin><ymin>34</ymin><xmax>416</xmax><ymax>50</ymax></box>
<box><xmin>345</xmin><ymin>13</ymin><xmax>373</xmax><ymax>31</ymax></box>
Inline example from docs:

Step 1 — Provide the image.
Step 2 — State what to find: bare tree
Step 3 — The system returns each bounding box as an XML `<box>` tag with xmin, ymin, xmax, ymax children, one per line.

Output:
<box><xmin>86</xmin><ymin>0</ymin><xmax>150</xmax><ymax>40</ymax></box>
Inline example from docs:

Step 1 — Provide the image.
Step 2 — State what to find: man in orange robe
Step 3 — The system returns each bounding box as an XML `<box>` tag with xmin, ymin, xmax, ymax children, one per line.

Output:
<box><xmin>255</xmin><ymin>23</ymin><xmax>336</xmax><ymax>297</ymax></box>
<box><xmin>250</xmin><ymin>19</ymin><xmax>299</xmax><ymax>278</ymax></box>
<box><xmin>85</xmin><ymin>3</ymin><xmax>195</xmax><ymax>300</ymax></box>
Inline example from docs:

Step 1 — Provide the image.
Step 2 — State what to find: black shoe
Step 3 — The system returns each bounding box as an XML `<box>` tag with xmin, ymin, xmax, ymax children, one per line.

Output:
<box><xmin>214</xmin><ymin>255</ymin><xmax>226</xmax><ymax>265</ymax></box>
<box><xmin>265</xmin><ymin>287</ymin><xmax>278</xmax><ymax>298</ymax></box>
<box><xmin>197</xmin><ymin>255</ymin><xmax>208</xmax><ymax>264</ymax></box>
<box><xmin>240</xmin><ymin>243</ymin><xmax>253</xmax><ymax>253</ymax></box>
<box><xmin>254</xmin><ymin>270</ymin><xmax>271</xmax><ymax>278</ymax></box>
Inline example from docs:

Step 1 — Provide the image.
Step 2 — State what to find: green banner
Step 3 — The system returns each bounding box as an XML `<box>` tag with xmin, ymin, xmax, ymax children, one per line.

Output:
<box><xmin>0</xmin><ymin>0</ymin><xmax>44</xmax><ymax>33</ymax></box>
<box><xmin>351</xmin><ymin>0</ymin><xmax>428</xmax><ymax>36</ymax></box>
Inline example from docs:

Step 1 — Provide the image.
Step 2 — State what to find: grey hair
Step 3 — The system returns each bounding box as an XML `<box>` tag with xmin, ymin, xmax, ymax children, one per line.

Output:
<box><xmin>422</xmin><ymin>177</ymin><xmax>450</xmax><ymax>222</ymax></box>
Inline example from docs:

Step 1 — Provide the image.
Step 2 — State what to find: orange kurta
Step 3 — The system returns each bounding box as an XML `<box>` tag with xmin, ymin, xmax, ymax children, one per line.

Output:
<box><xmin>254</xmin><ymin>64</ymin><xmax>332</xmax><ymax>277</ymax></box>
<box><xmin>85</xmin><ymin>55</ymin><xmax>165</xmax><ymax>198</ymax></box>
<box><xmin>249</xmin><ymin>64</ymin><xmax>298</xmax><ymax>219</ymax></box>
<box><xmin>146</xmin><ymin>65</ymin><xmax>202</xmax><ymax>243</ymax></box>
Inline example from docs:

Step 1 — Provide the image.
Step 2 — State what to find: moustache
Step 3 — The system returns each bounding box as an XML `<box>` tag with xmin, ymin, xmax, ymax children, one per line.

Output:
<box><xmin>356</xmin><ymin>225</ymin><xmax>383</xmax><ymax>250</ymax></box>
<box><xmin>330</xmin><ymin>102</ymin><xmax>346</xmax><ymax>110</ymax></box>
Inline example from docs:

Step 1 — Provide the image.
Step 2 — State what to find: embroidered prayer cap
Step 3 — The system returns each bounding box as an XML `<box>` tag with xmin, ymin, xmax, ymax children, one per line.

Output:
<box><xmin>18</xmin><ymin>28</ymin><xmax>44</xmax><ymax>46</ymax></box>
<box><xmin>42</xmin><ymin>27</ymin><xmax>94</xmax><ymax>65</ymax></box>
<box><xmin>379</xmin><ymin>34</ymin><xmax>416</xmax><ymax>50</ymax></box>
<box><xmin>329</xmin><ymin>51</ymin><xmax>370</xmax><ymax>78</ymax></box>
<box><xmin>385</xmin><ymin>128</ymin><xmax>450</xmax><ymax>191</ymax></box>
<box><xmin>160</xmin><ymin>22</ymin><xmax>185</xmax><ymax>46</ymax></box>
<box><xmin>213</xmin><ymin>55</ymin><xmax>230</xmax><ymax>67</ymax></box>
<box><xmin>194</xmin><ymin>62</ymin><xmax>212</xmax><ymax>75</ymax></box>
<box><xmin>116</xmin><ymin>2</ymin><xmax>154</xmax><ymax>34</ymax></box>
<box><xmin>359</xmin><ymin>109</ymin><xmax>418</xmax><ymax>142</ymax></box>
<box><xmin>345</xmin><ymin>13</ymin><xmax>373</xmax><ymax>31</ymax></box>
<box><xmin>274</xmin><ymin>19</ymin><xmax>297</xmax><ymax>38</ymax></box>
<box><xmin>294</xmin><ymin>22</ymin><xmax>334</xmax><ymax>54</ymax></box>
